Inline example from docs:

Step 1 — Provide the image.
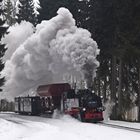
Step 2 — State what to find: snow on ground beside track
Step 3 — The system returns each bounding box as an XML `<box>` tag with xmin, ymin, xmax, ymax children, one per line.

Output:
<box><xmin>0</xmin><ymin>118</ymin><xmax>26</xmax><ymax>140</ymax></box>
<box><xmin>104</xmin><ymin>120</ymin><xmax>140</xmax><ymax>129</ymax></box>
<box><xmin>0</xmin><ymin>112</ymin><xmax>140</xmax><ymax>140</ymax></box>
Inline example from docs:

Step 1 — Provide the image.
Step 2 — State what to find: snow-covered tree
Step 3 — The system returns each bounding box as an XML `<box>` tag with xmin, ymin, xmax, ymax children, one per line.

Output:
<box><xmin>0</xmin><ymin>0</ymin><xmax>8</xmax><ymax>91</ymax></box>
<box><xmin>3</xmin><ymin>0</ymin><xmax>16</xmax><ymax>26</ymax></box>
<box><xmin>17</xmin><ymin>0</ymin><xmax>37</xmax><ymax>26</ymax></box>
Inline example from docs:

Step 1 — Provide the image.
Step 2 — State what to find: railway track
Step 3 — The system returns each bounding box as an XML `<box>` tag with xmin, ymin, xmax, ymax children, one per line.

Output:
<box><xmin>98</xmin><ymin>122</ymin><xmax>140</xmax><ymax>133</ymax></box>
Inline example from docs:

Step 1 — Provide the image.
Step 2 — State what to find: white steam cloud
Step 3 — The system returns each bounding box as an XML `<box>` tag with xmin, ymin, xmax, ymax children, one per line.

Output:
<box><xmin>103</xmin><ymin>100</ymin><xmax>115</xmax><ymax>121</ymax></box>
<box><xmin>2</xmin><ymin>21</ymin><xmax>34</xmax><ymax>61</ymax></box>
<box><xmin>1</xmin><ymin>8</ymin><xmax>99</xmax><ymax>100</ymax></box>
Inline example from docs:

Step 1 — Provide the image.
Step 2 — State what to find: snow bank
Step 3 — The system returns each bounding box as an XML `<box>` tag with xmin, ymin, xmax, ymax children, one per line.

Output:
<box><xmin>0</xmin><ymin>113</ymin><xmax>140</xmax><ymax>140</ymax></box>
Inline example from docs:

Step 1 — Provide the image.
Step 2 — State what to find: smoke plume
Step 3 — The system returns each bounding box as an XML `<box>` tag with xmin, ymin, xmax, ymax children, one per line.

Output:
<box><xmin>1</xmin><ymin>8</ymin><xmax>99</xmax><ymax>100</ymax></box>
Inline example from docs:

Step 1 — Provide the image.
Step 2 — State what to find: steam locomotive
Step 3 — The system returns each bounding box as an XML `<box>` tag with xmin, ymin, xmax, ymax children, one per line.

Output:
<box><xmin>15</xmin><ymin>83</ymin><xmax>105</xmax><ymax>122</ymax></box>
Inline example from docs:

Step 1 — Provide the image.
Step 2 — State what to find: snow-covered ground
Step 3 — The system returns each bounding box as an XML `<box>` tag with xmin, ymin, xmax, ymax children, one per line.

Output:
<box><xmin>0</xmin><ymin>112</ymin><xmax>140</xmax><ymax>140</ymax></box>
<box><xmin>104</xmin><ymin>120</ymin><xmax>140</xmax><ymax>129</ymax></box>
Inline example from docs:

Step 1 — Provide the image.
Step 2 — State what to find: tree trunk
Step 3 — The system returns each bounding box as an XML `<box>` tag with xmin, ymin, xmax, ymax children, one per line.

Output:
<box><xmin>110</xmin><ymin>56</ymin><xmax>117</xmax><ymax>120</ymax></box>
<box><xmin>103</xmin><ymin>75</ymin><xmax>107</xmax><ymax>103</ymax></box>
<box><xmin>138</xmin><ymin>58</ymin><xmax>140</xmax><ymax>122</ymax></box>
<box><xmin>98</xmin><ymin>77</ymin><xmax>101</xmax><ymax>96</ymax></box>
<box><xmin>118</xmin><ymin>58</ymin><xmax>123</xmax><ymax>120</ymax></box>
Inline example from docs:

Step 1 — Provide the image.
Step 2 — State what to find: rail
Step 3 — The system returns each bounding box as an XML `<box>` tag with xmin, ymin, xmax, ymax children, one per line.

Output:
<box><xmin>98</xmin><ymin>122</ymin><xmax>140</xmax><ymax>133</ymax></box>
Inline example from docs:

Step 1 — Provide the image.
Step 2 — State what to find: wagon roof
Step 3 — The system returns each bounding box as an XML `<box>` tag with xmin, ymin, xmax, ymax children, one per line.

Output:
<box><xmin>37</xmin><ymin>83</ymin><xmax>71</xmax><ymax>97</ymax></box>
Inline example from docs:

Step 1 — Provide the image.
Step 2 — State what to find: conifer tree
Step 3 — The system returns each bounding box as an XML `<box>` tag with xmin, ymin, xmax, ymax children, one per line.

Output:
<box><xmin>37</xmin><ymin>0</ymin><xmax>68</xmax><ymax>23</ymax></box>
<box><xmin>69</xmin><ymin>0</ymin><xmax>93</xmax><ymax>30</ymax></box>
<box><xmin>3</xmin><ymin>0</ymin><xmax>16</xmax><ymax>26</ymax></box>
<box><xmin>17</xmin><ymin>0</ymin><xmax>37</xmax><ymax>26</ymax></box>
<box><xmin>0</xmin><ymin>0</ymin><xmax>8</xmax><ymax>91</ymax></box>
